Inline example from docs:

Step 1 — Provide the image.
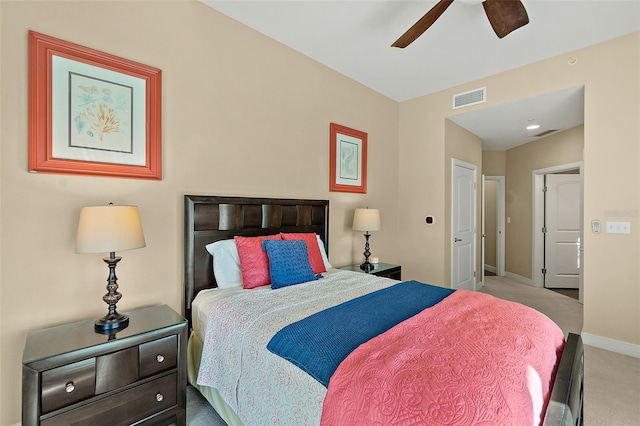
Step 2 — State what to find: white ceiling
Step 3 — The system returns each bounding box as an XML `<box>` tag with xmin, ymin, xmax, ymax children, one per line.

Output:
<box><xmin>202</xmin><ymin>0</ymin><xmax>640</xmax><ymax>150</ymax></box>
<box><xmin>448</xmin><ymin>85</ymin><xmax>585</xmax><ymax>150</ymax></box>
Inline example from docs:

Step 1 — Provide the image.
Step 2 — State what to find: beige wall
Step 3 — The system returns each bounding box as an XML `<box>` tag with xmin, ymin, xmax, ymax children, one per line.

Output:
<box><xmin>0</xmin><ymin>2</ymin><xmax>400</xmax><ymax>424</ymax></box>
<box><xmin>397</xmin><ymin>94</ymin><xmax>447</xmax><ymax>285</ymax></box>
<box><xmin>482</xmin><ymin>150</ymin><xmax>506</xmax><ymax>176</ymax></box>
<box><xmin>580</xmin><ymin>36</ymin><xmax>640</xmax><ymax>344</ymax></box>
<box><xmin>505</xmin><ymin>125</ymin><xmax>584</xmax><ymax>279</ymax></box>
<box><xmin>400</xmin><ymin>33</ymin><xmax>639</xmax><ymax>350</ymax></box>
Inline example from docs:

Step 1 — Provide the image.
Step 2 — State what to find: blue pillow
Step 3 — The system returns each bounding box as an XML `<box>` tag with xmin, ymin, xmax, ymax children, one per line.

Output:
<box><xmin>262</xmin><ymin>239</ymin><xmax>317</xmax><ymax>289</ymax></box>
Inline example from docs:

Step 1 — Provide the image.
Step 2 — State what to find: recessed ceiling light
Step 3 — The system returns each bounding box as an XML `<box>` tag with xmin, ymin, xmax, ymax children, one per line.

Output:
<box><xmin>526</xmin><ymin>119</ymin><xmax>540</xmax><ymax>130</ymax></box>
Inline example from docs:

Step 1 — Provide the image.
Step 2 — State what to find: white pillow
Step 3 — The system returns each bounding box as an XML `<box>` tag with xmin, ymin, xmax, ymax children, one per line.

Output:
<box><xmin>316</xmin><ymin>234</ymin><xmax>332</xmax><ymax>269</ymax></box>
<box><xmin>205</xmin><ymin>239</ymin><xmax>242</xmax><ymax>289</ymax></box>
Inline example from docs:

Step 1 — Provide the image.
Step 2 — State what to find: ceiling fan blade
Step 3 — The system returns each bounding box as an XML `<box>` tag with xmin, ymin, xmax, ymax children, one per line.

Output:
<box><xmin>483</xmin><ymin>0</ymin><xmax>529</xmax><ymax>38</ymax></box>
<box><xmin>392</xmin><ymin>0</ymin><xmax>454</xmax><ymax>48</ymax></box>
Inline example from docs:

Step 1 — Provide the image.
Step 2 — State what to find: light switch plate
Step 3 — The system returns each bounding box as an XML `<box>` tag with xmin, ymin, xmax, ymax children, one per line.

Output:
<box><xmin>606</xmin><ymin>221</ymin><xmax>631</xmax><ymax>234</ymax></box>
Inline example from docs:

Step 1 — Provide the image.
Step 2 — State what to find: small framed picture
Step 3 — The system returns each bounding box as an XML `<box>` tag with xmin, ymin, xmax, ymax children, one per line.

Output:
<box><xmin>28</xmin><ymin>31</ymin><xmax>162</xmax><ymax>179</ymax></box>
<box><xmin>329</xmin><ymin>123</ymin><xmax>367</xmax><ymax>193</ymax></box>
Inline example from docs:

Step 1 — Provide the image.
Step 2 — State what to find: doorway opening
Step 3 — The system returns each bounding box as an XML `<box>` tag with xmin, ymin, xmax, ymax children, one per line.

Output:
<box><xmin>533</xmin><ymin>162</ymin><xmax>584</xmax><ymax>303</ymax></box>
<box><xmin>482</xmin><ymin>176</ymin><xmax>505</xmax><ymax>286</ymax></box>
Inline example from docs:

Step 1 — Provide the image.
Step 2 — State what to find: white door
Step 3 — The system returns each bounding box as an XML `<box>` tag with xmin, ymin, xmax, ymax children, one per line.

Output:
<box><xmin>452</xmin><ymin>159</ymin><xmax>477</xmax><ymax>290</ymax></box>
<box><xmin>545</xmin><ymin>174</ymin><xmax>582</xmax><ymax>289</ymax></box>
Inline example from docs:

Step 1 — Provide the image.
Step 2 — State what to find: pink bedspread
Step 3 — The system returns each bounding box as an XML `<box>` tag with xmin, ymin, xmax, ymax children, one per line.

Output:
<box><xmin>321</xmin><ymin>289</ymin><xmax>565</xmax><ymax>426</ymax></box>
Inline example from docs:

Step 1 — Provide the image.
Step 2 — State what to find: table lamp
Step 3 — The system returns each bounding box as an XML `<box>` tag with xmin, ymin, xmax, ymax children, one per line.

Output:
<box><xmin>76</xmin><ymin>204</ymin><xmax>145</xmax><ymax>332</ymax></box>
<box><xmin>353</xmin><ymin>207</ymin><xmax>381</xmax><ymax>272</ymax></box>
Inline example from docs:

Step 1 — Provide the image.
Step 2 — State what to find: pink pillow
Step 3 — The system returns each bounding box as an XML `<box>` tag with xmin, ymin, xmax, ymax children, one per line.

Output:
<box><xmin>280</xmin><ymin>233</ymin><xmax>327</xmax><ymax>274</ymax></box>
<box><xmin>235</xmin><ymin>235</ymin><xmax>280</xmax><ymax>289</ymax></box>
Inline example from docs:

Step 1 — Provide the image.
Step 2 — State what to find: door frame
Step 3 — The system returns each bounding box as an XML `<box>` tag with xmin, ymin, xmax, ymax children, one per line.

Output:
<box><xmin>482</xmin><ymin>175</ymin><xmax>506</xmax><ymax>283</ymax></box>
<box><xmin>532</xmin><ymin>161</ymin><xmax>584</xmax><ymax>302</ymax></box>
<box><xmin>481</xmin><ymin>175</ymin><xmax>485</xmax><ymax>287</ymax></box>
<box><xmin>451</xmin><ymin>158</ymin><xmax>478</xmax><ymax>290</ymax></box>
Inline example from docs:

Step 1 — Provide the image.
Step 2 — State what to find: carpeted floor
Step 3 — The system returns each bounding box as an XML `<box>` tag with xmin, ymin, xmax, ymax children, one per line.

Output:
<box><xmin>479</xmin><ymin>275</ymin><xmax>583</xmax><ymax>337</ymax></box>
<box><xmin>186</xmin><ymin>275</ymin><xmax>640</xmax><ymax>425</ymax></box>
<box><xmin>186</xmin><ymin>385</ymin><xmax>226</xmax><ymax>426</ymax></box>
<box><xmin>549</xmin><ymin>288</ymin><xmax>579</xmax><ymax>300</ymax></box>
<box><xmin>480</xmin><ymin>276</ymin><xmax>640</xmax><ymax>426</ymax></box>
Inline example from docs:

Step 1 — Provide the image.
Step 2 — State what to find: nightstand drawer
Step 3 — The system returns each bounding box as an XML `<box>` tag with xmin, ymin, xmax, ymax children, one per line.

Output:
<box><xmin>375</xmin><ymin>266</ymin><xmax>401</xmax><ymax>280</ymax></box>
<box><xmin>96</xmin><ymin>346</ymin><xmax>138</xmax><ymax>394</ymax></box>
<box><xmin>41</xmin><ymin>358</ymin><xmax>96</xmax><ymax>414</ymax></box>
<box><xmin>140</xmin><ymin>335</ymin><xmax>177</xmax><ymax>378</ymax></box>
<box><xmin>41</xmin><ymin>372</ymin><xmax>177</xmax><ymax>426</ymax></box>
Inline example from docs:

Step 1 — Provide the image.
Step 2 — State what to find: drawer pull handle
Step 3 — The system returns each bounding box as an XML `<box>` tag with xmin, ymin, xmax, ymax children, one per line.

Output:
<box><xmin>156</xmin><ymin>393</ymin><xmax>164</xmax><ymax>402</ymax></box>
<box><xmin>156</xmin><ymin>354</ymin><xmax>165</xmax><ymax>363</ymax></box>
<box><xmin>65</xmin><ymin>382</ymin><xmax>75</xmax><ymax>393</ymax></box>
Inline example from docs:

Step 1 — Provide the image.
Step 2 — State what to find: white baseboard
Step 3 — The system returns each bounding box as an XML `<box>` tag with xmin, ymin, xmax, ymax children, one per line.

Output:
<box><xmin>484</xmin><ymin>264</ymin><xmax>496</xmax><ymax>274</ymax></box>
<box><xmin>581</xmin><ymin>332</ymin><xmax>640</xmax><ymax>358</ymax></box>
<box><xmin>504</xmin><ymin>271</ymin><xmax>534</xmax><ymax>286</ymax></box>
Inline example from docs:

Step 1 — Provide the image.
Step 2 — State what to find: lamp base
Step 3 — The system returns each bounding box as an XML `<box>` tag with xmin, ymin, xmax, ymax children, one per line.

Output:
<box><xmin>94</xmin><ymin>313</ymin><xmax>129</xmax><ymax>332</ymax></box>
<box><xmin>360</xmin><ymin>261</ymin><xmax>374</xmax><ymax>272</ymax></box>
<box><xmin>94</xmin><ymin>253</ymin><xmax>129</xmax><ymax>334</ymax></box>
<box><xmin>360</xmin><ymin>232</ymin><xmax>374</xmax><ymax>273</ymax></box>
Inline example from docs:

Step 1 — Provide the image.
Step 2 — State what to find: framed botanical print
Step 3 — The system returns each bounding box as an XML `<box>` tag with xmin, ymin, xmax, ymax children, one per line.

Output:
<box><xmin>28</xmin><ymin>31</ymin><xmax>162</xmax><ymax>179</ymax></box>
<box><xmin>329</xmin><ymin>123</ymin><xmax>367</xmax><ymax>193</ymax></box>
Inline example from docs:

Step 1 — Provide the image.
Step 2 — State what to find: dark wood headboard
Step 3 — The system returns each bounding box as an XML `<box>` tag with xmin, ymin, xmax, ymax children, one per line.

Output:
<box><xmin>184</xmin><ymin>195</ymin><xmax>329</xmax><ymax>326</ymax></box>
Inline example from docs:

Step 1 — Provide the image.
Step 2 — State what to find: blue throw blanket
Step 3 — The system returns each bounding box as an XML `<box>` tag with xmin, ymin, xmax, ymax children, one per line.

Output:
<box><xmin>266</xmin><ymin>280</ymin><xmax>454</xmax><ymax>387</ymax></box>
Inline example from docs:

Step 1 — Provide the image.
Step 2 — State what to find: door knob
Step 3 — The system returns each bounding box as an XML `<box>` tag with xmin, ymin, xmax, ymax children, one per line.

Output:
<box><xmin>454</xmin><ymin>238</ymin><xmax>462</xmax><ymax>242</ymax></box>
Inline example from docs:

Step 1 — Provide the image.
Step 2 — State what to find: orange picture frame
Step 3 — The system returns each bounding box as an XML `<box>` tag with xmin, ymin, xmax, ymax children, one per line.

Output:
<box><xmin>329</xmin><ymin>123</ymin><xmax>367</xmax><ymax>194</ymax></box>
<box><xmin>28</xmin><ymin>31</ymin><xmax>162</xmax><ymax>180</ymax></box>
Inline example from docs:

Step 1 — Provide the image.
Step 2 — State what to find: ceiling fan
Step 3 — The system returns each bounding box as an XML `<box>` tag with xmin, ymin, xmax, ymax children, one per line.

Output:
<box><xmin>392</xmin><ymin>0</ymin><xmax>529</xmax><ymax>48</ymax></box>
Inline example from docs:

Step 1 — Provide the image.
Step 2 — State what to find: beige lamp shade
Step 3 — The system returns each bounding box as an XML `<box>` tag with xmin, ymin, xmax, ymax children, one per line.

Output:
<box><xmin>76</xmin><ymin>205</ymin><xmax>146</xmax><ymax>254</ymax></box>
<box><xmin>353</xmin><ymin>208</ymin><xmax>381</xmax><ymax>232</ymax></box>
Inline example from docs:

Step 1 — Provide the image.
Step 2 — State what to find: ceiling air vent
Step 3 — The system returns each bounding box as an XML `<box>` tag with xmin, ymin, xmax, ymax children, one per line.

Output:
<box><xmin>453</xmin><ymin>87</ymin><xmax>486</xmax><ymax>109</ymax></box>
<box><xmin>534</xmin><ymin>129</ymin><xmax>558</xmax><ymax>138</ymax></box>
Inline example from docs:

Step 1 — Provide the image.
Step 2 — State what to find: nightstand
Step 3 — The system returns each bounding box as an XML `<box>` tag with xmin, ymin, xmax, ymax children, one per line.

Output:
<box><xmin>339</xmin><ymin>262</ymin><xmax>402</xmax><ymax>280</ymax></box>
<box><xmin>22</xmin><ymin>305</ymin><xmax>187</xmax><ymax>426</ymax></box>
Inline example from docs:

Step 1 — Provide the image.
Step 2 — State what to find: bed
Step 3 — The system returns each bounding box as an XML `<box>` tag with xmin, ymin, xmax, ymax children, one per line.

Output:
<box><xmin>184</xmin><ymin>194</ymin><xmax>584</xmax><ymax>426</ymax></box>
